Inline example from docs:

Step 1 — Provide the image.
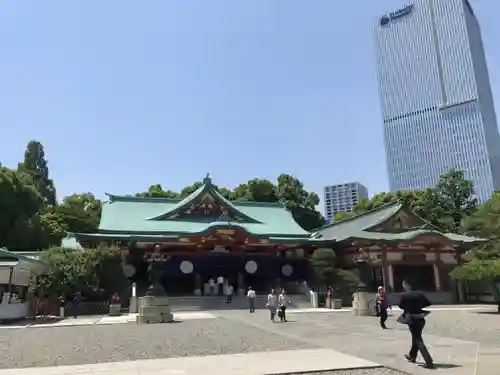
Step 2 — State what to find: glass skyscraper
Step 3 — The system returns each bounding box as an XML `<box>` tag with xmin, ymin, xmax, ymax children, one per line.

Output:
<box><xmin>374</xmin><ymin>0</ymin><xmax>500</xmax><ymax>203</ymax></box>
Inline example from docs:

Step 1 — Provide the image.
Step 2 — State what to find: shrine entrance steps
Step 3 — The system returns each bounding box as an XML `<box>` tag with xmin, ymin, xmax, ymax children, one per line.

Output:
<box><xmin>166</xmin><ymin>294</ymin><xmax>312</xmax><ymax>311</ymax></box>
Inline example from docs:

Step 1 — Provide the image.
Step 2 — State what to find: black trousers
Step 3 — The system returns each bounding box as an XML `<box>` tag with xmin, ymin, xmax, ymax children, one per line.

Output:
<box><xmin>226</xmin><ymin>294</ymin><xmax>232</xmax><ymax>303</ymax></box>
<box><xmin>218</xmin><ymin>284</ymin><xmax>223</xmax><ymax>295</ymax></box>
<box><xmin>379</xmin><ymin>308</ymin><xmax>388</xmax><ymax>327</ymax></box>
<box><xmin>408</xmin><ymin>319</ymin><xmax>432</xmax><ymax>364</ymax></box>
<box><xmin>279</xmin><ymin>306</ymin><xmax>287</xmax><ymax>321</ymax></box>
<box><xmin>249</xmin><ymin>298</ymin><xmax>255</xmax><ymax>312</ymax></box>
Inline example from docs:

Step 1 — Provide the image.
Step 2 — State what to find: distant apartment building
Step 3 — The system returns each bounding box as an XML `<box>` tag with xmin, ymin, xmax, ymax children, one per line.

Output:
<box><xmin>323</xmin><ymin>182</ymin><xmax>369</xmax><ymax>222</ymax></box>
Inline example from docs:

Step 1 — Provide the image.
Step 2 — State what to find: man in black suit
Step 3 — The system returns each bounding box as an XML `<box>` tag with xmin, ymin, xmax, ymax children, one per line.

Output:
<box><xmin>398</xmin><ymin>279</ymin><xmax>434</xmax><ymax>369</ymax></box>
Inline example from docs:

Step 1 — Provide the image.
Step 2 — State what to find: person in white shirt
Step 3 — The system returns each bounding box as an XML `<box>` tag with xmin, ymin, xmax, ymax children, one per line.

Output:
<box><xmin>278</xmin><ymin>289</ymin><xmax>291</xmax><ymax>322</ymax></box>
<box><xmin>217</xmin><ymin>276</ymin><xmax>224</xmax><ymax>296</ymax></box>
<box><xmin>247</xmin><ymin>286</ymin><xmax>256</xmax><ymax>313</ymax></box>
<box><xmin>225</xmin><ymin>284</ymin><xmax>234</xmax><ymax>304</ymax></box>
<box><xmin>208</xmin><ymin>278</ymin><xmax>215</xmax><ymax>296</ymax></box>
<box><xmin>267</xmin><ymin>289</ymin><xmax>278</xmax><ymax>322</ymax></box>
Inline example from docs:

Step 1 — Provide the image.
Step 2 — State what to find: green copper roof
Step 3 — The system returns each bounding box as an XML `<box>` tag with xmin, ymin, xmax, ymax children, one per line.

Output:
<box><xmin>311</xmin><ymin>201</ymin><xmax>485</xmax><ymax>245</ymax></box>
<box><xmin>96</xmin><ymin>175</ymin><xmax>310</xmax><ymax>238</ymax></box>
<box><xmin>311</xmin><ymin>201</ymin><xmax>403</xmax><ymax>241</ymax></box>
<box><xmin>342</xmin><ymin>230</ymin><xmax>486</xmax><ymax>243</ymax></box>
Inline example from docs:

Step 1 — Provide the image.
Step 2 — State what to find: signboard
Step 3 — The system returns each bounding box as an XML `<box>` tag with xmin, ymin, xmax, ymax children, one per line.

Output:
<box><xmin>380</xmin><ymin>4</ymin><xmax>413</xmax><ymax>26</ymax></box>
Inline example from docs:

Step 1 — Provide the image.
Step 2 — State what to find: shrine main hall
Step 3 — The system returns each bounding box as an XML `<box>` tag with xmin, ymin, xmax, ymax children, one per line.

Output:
<box><xmin>69</xmin><ymin>175</ymin><xmax>484</xmax><ymax>301</ymax></box>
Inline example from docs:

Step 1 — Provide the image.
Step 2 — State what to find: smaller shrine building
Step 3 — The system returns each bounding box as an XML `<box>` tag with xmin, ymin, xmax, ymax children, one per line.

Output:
<box><xmin>309</xmin><ymin>201</ymin><xmax>485</xmax><ymax>303</ymax></box>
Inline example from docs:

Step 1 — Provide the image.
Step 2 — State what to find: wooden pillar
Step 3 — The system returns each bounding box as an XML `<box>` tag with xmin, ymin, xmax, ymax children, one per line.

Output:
<box><xmin>434</xmin><ymin>246</ymin><xmax>443</xmax><ymax>292</ymax></box>
<box><xmin>387</xmin><ymin>264</ymin><xmax>395</xmax><ymax>292</ymax></box>
<box><xmin>237</xmin><ymin>272</ymin><xmax>245</xmax><ymax>295</ymax></box>
<box><xmin>381</xmin><ymin>247</ymin><xmax>391</xmax><ymax>292</ymax></box>
<box><xmin>194</xmin><ymin>273</ymin><xmax>202</xmax><ymax>296</ymax></box>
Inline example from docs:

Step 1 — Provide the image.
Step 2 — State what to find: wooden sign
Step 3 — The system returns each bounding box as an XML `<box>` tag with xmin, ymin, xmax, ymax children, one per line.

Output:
<box><xmin>402</xmin><ymin>253</ymin><xmax>427</xmax><ymax>263</ymax></box>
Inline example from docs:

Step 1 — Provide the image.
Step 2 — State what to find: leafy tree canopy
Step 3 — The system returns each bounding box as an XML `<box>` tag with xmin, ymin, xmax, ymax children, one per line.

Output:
<box><xmin>310</xmin><ymin>248</ymin><xmax>359</xmax><ymax>295</ymax></box>
<box><xmin>33</xmin><ymin>246</ymin><xmax>128</xmax><ymax>299</ymax></box>
<box><xmin>452</xmin><ymin>192</ymin><xmax>500</xmax><ymax>287</ymax></box>
<box><xmin>352</xmin><ymin>169</ymin><xmax>476</xmax><ymax>232</ymax></box>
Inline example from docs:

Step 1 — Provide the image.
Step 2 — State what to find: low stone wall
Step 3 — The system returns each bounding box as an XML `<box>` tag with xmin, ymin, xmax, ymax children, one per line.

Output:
<box><xmin>386</xmin><ymin>292</ymin><xmax>454</xmax><ymax>306</ymax></box>
<box><xmin>45</xmin><ymin>301</ymin><xmax>110</xmax><ymax>316</ymax></box>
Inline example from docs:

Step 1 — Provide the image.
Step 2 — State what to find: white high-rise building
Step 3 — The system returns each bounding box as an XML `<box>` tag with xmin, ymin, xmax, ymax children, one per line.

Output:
<box><xmin>323</xmin><ymin>182</ymin><xmax>369</xmax><ymax>222</ymax></box>
<box><xmin>374</xmin><ymin>0</ymin><xmax>500</xmax><ymax>203</ymax></box>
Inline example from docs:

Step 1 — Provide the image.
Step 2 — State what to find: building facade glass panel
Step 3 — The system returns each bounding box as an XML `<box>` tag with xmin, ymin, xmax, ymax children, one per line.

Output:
<box><xmin>374</xmin><ymin>0</ymin><xmax>500</xmax><ymax>203</ymax></box>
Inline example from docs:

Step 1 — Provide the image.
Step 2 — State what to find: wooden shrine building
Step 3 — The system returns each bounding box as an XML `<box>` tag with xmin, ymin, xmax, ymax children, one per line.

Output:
<box><xmin>70</xmin><ymin>175</ymin><xmax>312</xmax><ymax>295</ymax></box>
<box><xmin>309</xmin><ymin>201</ymin><xmax>485</xmax><ymax>303</ymax></box>
<box><xmin>69</xmin><ymin>174</ymin><xmax>485</xmax><ymax>301</ymax></box>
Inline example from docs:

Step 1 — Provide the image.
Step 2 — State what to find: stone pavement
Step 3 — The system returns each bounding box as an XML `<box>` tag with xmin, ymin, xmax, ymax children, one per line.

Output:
<box><xmin>216</xmin><ymin>306</ymin><xmax>500</xmax><ymax>375</ymax></box>
<box><xmin>0</xmin><ymin>306</ymin><xmax>498</xmax><ymax>375</ymax></box>
<box><xmin>0</xmin><ymin>311</ymin><xmax>217</xmax><ymax>329</ymax></box>
<box><xmin>0</xmin><ymin>349</ymin><xmax>382</xmax><ymax>375</ymax></box>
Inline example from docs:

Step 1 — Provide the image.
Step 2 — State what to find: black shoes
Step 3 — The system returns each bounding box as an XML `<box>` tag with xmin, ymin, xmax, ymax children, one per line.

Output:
<box><xmin>404</xmin><ymin>354</ymin><xmax>434</xmax><ymax>368</ymax></box>
<box><xmin>404</xmin><ymin>354</ymin><xmax>416</xmax><ymax>363</ymax></box>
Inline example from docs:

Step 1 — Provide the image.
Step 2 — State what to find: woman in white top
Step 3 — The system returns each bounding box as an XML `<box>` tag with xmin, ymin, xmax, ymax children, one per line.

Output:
<box><xmin>278</xmin><ymin>290</ymin><xmax>291</xmax><ymax>322</ymax></box>
<box><xmin>267</xmin><ymin>289</ymin><xmax>278</xmax><ymax>322</ymax></box>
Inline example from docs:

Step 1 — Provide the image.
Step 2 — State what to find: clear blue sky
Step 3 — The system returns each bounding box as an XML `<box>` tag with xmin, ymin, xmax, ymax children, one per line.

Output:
<box><xmin>1</xmin><ymin>1</ymin><xmax>499</xmax><ymax>210</ymax></box>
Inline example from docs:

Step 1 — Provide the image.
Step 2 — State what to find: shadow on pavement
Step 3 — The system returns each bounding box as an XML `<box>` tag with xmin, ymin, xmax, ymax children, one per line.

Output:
<box><xmin>417</xmin><ymin>362</ymin><xmax>462</xmax><ymax>370</ymax></box>
<box><xmin>474</xmin><ymin>311</ymin><xmax>500</xmax><ymax>315</ymax></box>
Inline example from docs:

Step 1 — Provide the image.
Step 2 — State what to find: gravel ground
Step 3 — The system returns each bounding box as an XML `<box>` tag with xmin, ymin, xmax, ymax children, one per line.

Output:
<box><xmin>0</xmin><ymin>318</ymin><xmax>312</xmax><ymax>369</ymax></box>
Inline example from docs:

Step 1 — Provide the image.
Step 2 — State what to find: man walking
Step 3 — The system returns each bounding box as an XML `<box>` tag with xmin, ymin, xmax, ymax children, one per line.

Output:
<box><xmin>375</xmin><ymin>286</ymin><xmax>389</xmax><ymax>329</ymax></box>
<box><xmin>247</xmin><ymin>286</ymin><xmax>256</xmax><ymax>313</ymax></box>
<box><xmin>398</xmin><ymin>279</ymin><xmax>434</xmax><ymax>369</ymax></box>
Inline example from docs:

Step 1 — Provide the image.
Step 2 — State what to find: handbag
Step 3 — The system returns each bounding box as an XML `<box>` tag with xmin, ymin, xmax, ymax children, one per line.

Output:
<box><xmin>397</xmin><ymin>313</ymin><xmax>409</xmax><ymax>325</ymax></box>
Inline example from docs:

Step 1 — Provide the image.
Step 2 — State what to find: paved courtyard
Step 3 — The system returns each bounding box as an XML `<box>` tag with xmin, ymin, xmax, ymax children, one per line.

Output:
<box><xmin>0</xmin><ymin>306</ymin><xmax>498</xmax><ymax>374</ymax></box>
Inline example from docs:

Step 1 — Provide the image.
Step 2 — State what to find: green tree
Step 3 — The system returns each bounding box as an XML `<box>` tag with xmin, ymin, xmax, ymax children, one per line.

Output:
<box><xmin>34</xmin><ymin>246</ymin><xmax>128</xmax><ymax>299</ymax></box>
<box><xmin>136</xmin><ymin>184</ymin><xmax>179</xmax><ymax>198</ymax></box>
<box><xmin>276</xmin><ymin>174</ymin><xmax>324</xmax><ymax>230</ymax></box>
<box><xmin>451</xmin><ymin>192</ymin><xmax>500</xmax><ymax>311</ymax></box>
<box><xmin>180</xmin><ymin>181</ymin><xmax>203</xmax><ymax>197</ymax></box>
<box><xmin>230</xmin><ymin>175</ymin><xmax>323</xmax><ymax>230</ymax></box>
<box><xmin>354</xmin><ymin>189</ymin><xmax>435</xmax><ymax>220</ymax></box>
<box><xmin>0</xmin><ymin>165</ymin><xmax>44</xmax><ymax>250</ymax></box>
<box><xmin>333</xmin><ymin>211</ymin><xmax>356</xmax><ymax>222</ymax></box>
<box><xmin>434</xmin><ymin>169</ymin><xmax>476</xmax><ymax>232</ymax></box>
<box><xmin>17</xmin><ymin>141</ymin><xmax>57</xmax><ymax>207</ymax></box>
<box><xmin>231</xmin><ymin>179</ymin><xmax>279</xmax><ymax>202</ymax></box>
<box><xmin>309</xmin><ymin>248</ymin><xmax>359</xmax><ymax>296</ymax></box>
<box><xmin>56</xmin><ymin>193</ymin><xmax>102</xmax><ymax>233</ymax></box>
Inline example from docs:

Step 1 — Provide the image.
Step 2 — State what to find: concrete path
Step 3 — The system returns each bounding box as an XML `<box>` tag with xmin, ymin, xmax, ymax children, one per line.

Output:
<box><xmin>218</xmin><ymin>308</ymin><xmax>500</xmax><ymax>375</ymax></box>
<box><xmin>0</xmin><ymin>348</ymin><xmax>381</xmax><ymax>375</ymax></box>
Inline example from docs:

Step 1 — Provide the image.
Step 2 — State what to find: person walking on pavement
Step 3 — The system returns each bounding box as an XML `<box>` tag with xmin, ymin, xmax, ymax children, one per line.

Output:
<box><xmin>247</xmin><ymin>286</ymin><xmax>256</xmax><ymax>313</ymax></box>
<box><xmin>375</xmin><ymin>286</ymin><xmax>389</xmax><ymax>329</ymax></box>
<box><xmin>278</xmin><ymin>289</ymin><xmax>291</xmax><ymax>322</ymax></box>
<box><xmin>217</xmin><ymin>275</ymin><xmax>224</xmax><ymax>296</ymax></box>
<box><xmin>72</xmin><ymin>292</ymin><xmax>82</xmax><ymax>319</ymax></box>
<box><xmin>326</xmin><ymin>286</ymin><xmax>333</xmax><ymax>309</ymax></box>
<box><xmin>225</xmin><ymin>284</ymin><xmax>234</xmax><ymax>304</ymax></box>
<box><xmin>398</xmin><ymin>279</ymin><xmax>434</xmax><ymax>369</ymax></box>
<box><xmin>208</xmin><ymin>277</ymin><xmax>215</xmax><ymax>296</ymax></box>
<box><xmin>266</xmin><ymin>289</ymin><xmax>278</xmax><ymax>322</ymax></box>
